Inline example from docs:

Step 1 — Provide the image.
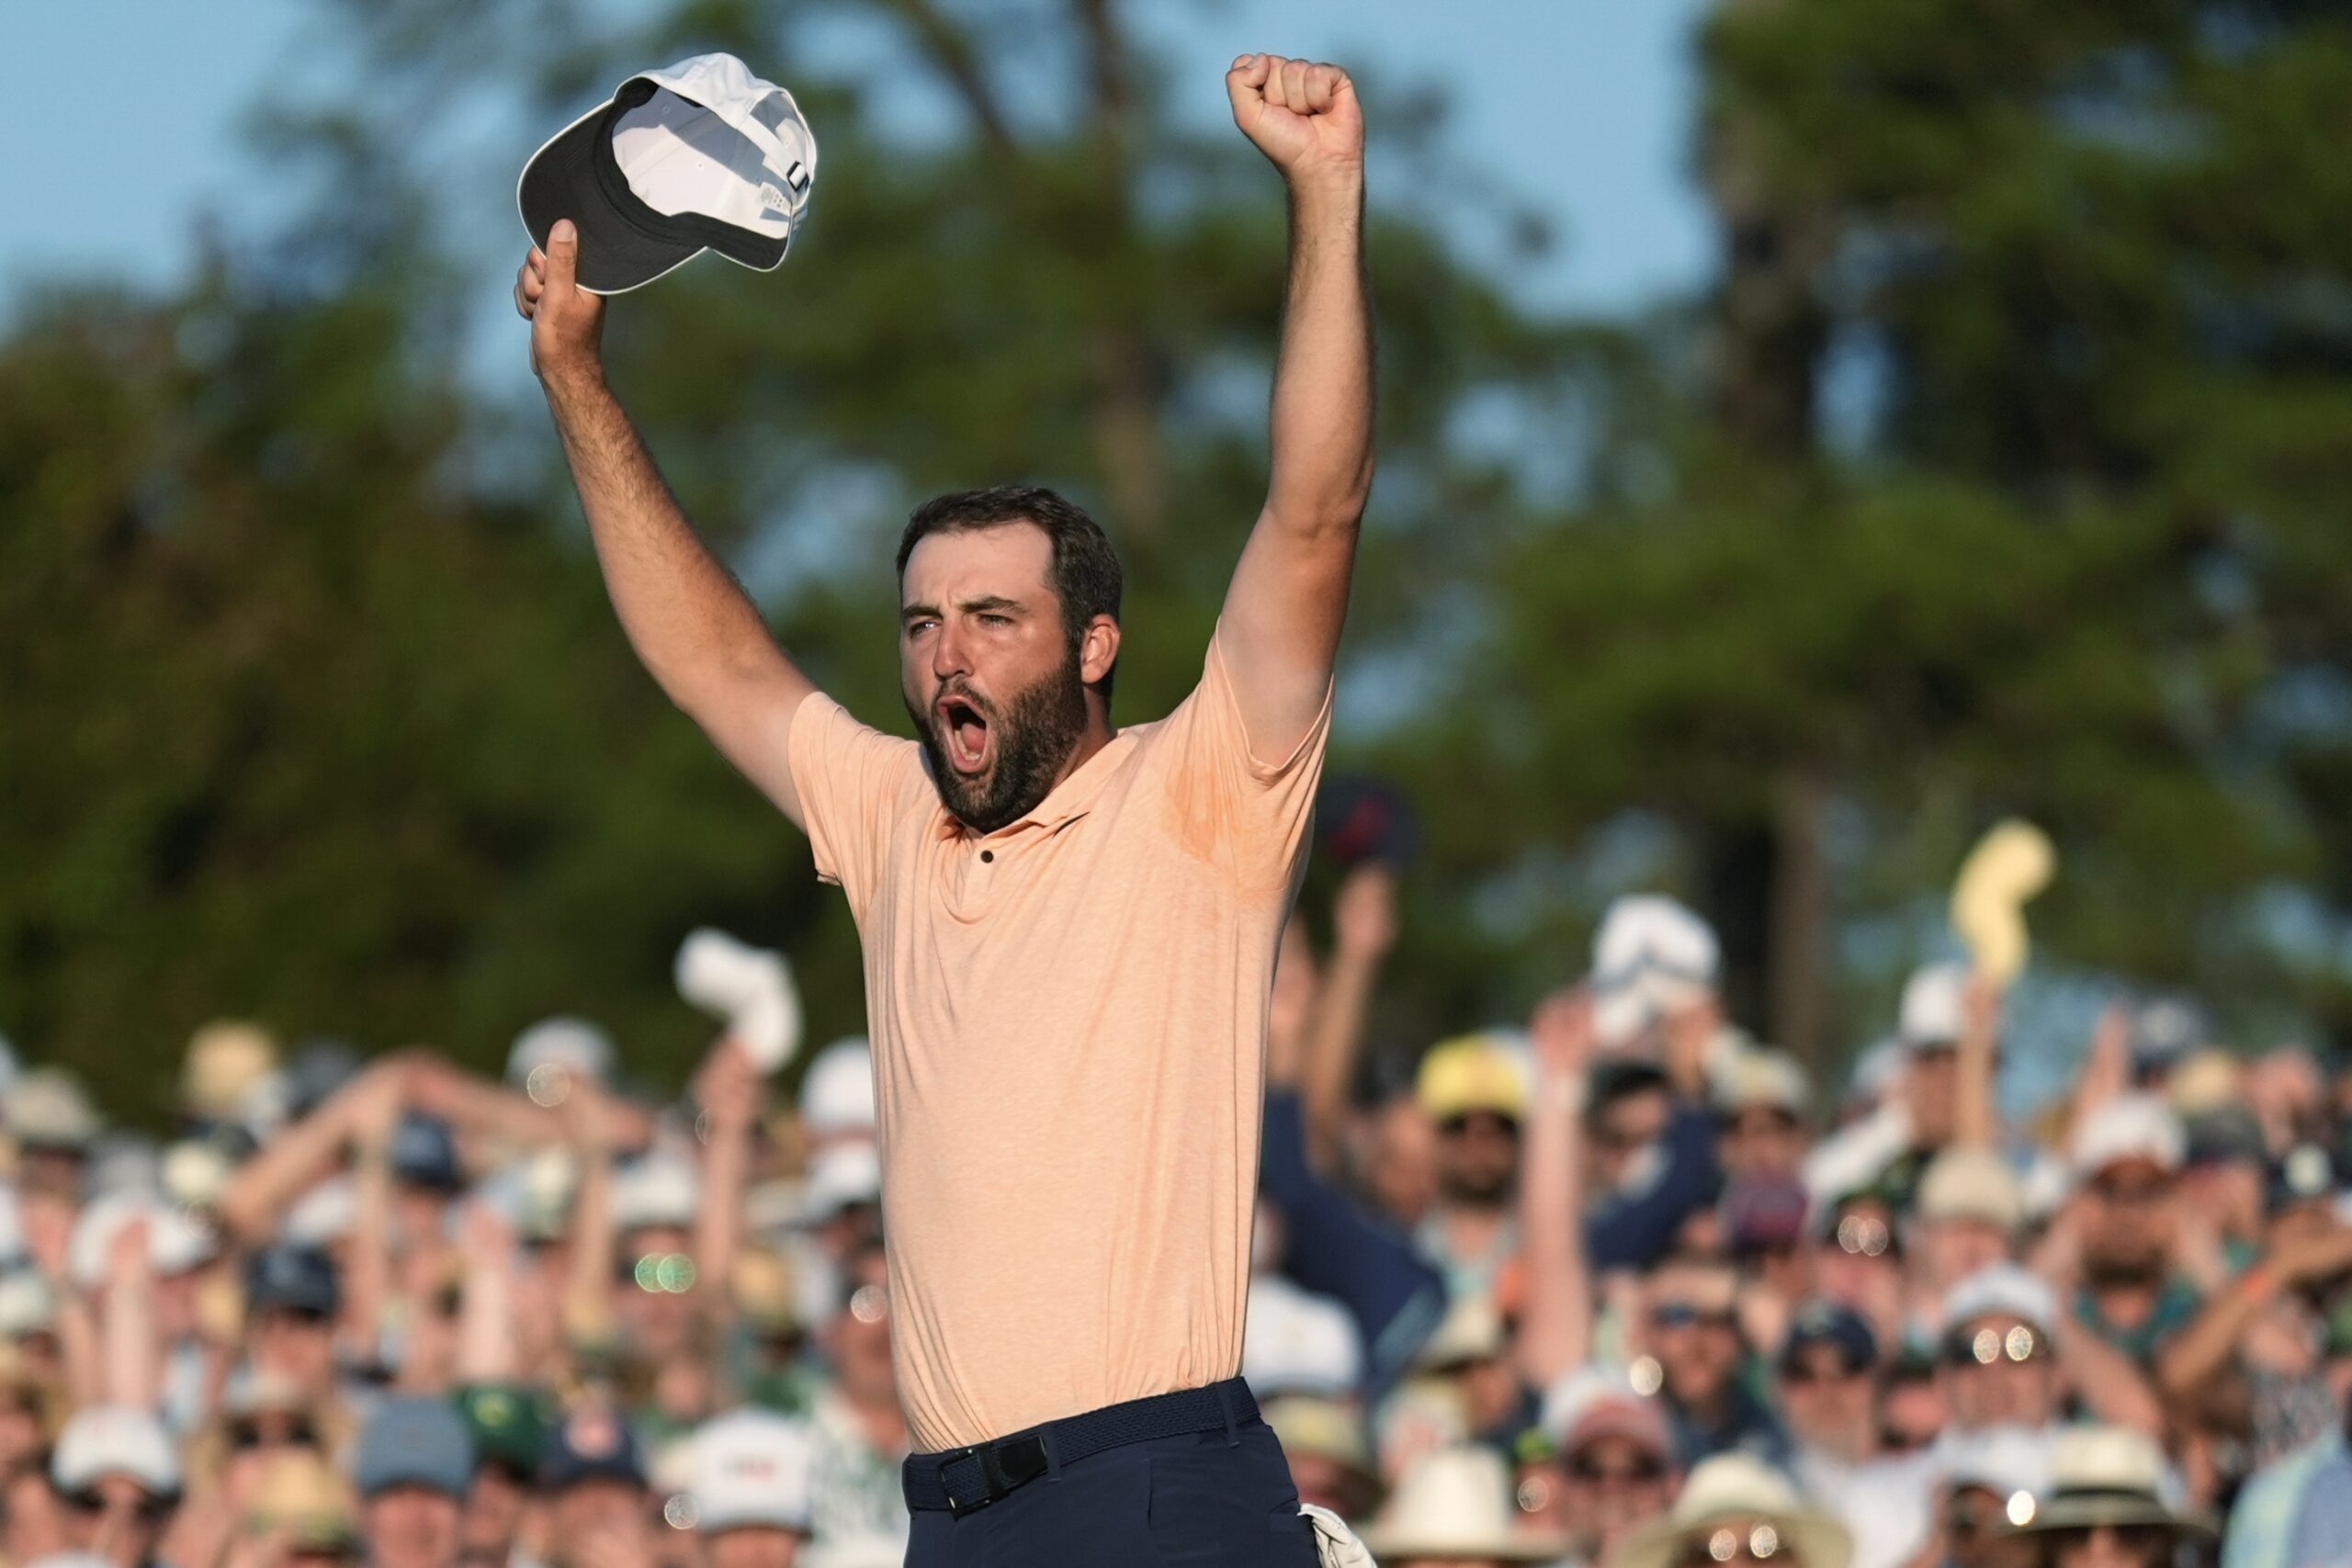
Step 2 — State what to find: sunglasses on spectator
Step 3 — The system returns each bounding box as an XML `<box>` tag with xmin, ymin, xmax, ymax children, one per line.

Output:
<box><xmin>1881</xmin><ymin>1427</ymin><xmax>1934</xmax><ymax>1454</ymax></box>
<box><xmin>258</xmin><ymin>1306</ymin><xmax>334</xmax><ymax>1328</ymax></box>
<box><xmin>1676</xmin><ymin>1523</ymin><xmax>1788</xmax><ymax>1567</ymax></box>
<box><xmin>1943</xmin><ymin>1325</ymin><xmax>2045</xmax><ymax>1367</ymax></box>
<box><xmin>1566</xmin><ymin>1453</ymin><xmax>1667</xmax><ymax>1485</ymax></box>
<box><xmin>63</xmin><ymin>1492</ymin><xmax>172</xmax><ymax>1525</ymax></box>
<box><xmin>1831</xmin><ymin>1216</ymin><xmax>1895</xmax><ymax>1258</ymax></box>
<box><xmin>231</xmin><ymin>1422</ymin><xmax>319</xmax><ymax>1451</ymax></box>
<box><xmin>1437</xmin><ymin>1113</ymin><xmax>1517</xmax><ymax>1136</ymax></box>
<box><xmin>1651</xmin><ymin>1303</ymin><xmax>1736</xmax><ymax>1331</ymax></box>
<box><xmin>2089</xmin><ymin>1177</ymin><xmax>2171</xmax><ymax>1206</ymax></box>
<box><xmin>1781</xmin><ymin>1359</ymin><xmax>1868</xmax><ymax>1386</ymax></box>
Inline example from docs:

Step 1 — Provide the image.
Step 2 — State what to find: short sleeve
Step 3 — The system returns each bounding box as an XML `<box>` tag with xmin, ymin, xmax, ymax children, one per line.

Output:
<box><xmin>1143</xmin><ymin>626</ymin><xmax>1333</xmax><ymax>886</ymax></box>
<box><xmin>786</xmin><ymin>693</ymin><xmax>924</xmax><ymax>916</ymax></box>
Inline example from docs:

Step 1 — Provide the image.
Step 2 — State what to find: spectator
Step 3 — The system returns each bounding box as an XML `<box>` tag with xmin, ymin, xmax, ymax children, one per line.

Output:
<box><xmin>1537</xmin><ymin>1370</ymin><xmax>1680</xmax><ymax>1568</ymax></box>
<box><xmin>538</xmin><ymin>1407</ymin><xmax>650</xmax><ymax>1568</ymax></box>
<box><xmin>2007</xmin><ymin>1428</ymin><xmax>2211</xmax><ymax>1568</ymax></box>
<box><xmin>1361</xmin><ymin>1444</ymin><xmax>1567</xmax><ymax>1566</ymax></box>
<box><xmin>686</xmin><ymin>1411</ymin><xmax>813</xmax><ymax>1568</ymax></box>
<box><xmin>353</xmin><ymin>1399</ymin><xmax>472</xmax><ymax>1568</ymax></box>
<box><xmin>802</xmin><ymin>1247</ymin><xmax>909</xmax><ymax>1559</ymax></box>
<box><xmin>1615</xmin><ymin>1453</ymin><xmax>1854</xmax><ymax>1568</ymax></box>
<box><xmin>52</xmin><ymin>1407</ymin><xmax>178</xmax><ymax>1568</ymax></box>
<box><xmin>1776</xmin><ymin>1301</ymin><xmax>1883</xmax><ymax>1496</ymax></box>
<box><xmin>1910</xmin><ymin>1151</ymin><xmax>2025</xmax><ymax>1333</ymax></box>
<box><xmin>1636</xmin><ymin>1253</ymin><xmax>1790</xmax><ymax>1471</ymax></box>
<box><xmin>2064</xmin><ymin>1098</ymin><xmax>2201</xmax><ymax>1371</ymax></box>
<box><xmin>1414</xmin><ymin>1034</ymin><xmax>1528</xmax><ymax>1303</ymax></box>
<box><xmin>1264</xmin><ymin>1396</ymin><xmax>1385</xmax><ymax>1527</ymax></box>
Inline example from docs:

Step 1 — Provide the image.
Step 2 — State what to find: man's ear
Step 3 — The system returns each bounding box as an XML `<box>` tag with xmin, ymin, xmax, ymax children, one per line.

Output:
<box><xmin>1080</xmin><ymin>615</ymin><xmax>1121</xmax><ymax>687</ymax></box>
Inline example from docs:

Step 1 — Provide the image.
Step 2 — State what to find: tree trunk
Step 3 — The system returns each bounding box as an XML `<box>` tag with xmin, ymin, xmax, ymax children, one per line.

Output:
<box><xmin>1695</xmin><ymin>0</ymin><xmax>1839</xmax><ymax>1062</ymax></box>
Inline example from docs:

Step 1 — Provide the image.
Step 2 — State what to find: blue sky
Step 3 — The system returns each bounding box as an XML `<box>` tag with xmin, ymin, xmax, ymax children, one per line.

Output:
<box><xmin>0</xmin><ymin>0</ymin><xmax>1717</xmax><ymax>321</ymax></box>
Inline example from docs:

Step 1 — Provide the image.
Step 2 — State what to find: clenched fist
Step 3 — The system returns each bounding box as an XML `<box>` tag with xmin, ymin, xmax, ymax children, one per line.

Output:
<box><xmin>514</xmin><ymin>219</ymin><xmax>606</xmax><ymax>389</ymax></box>
<box><xmin>1227</xmin><ymin>54</ymin><xmax>1363</xmax><ymax>188</ymax></box>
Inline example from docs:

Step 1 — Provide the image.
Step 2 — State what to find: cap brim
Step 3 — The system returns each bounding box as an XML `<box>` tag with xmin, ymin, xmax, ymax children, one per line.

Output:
<box><xmin>1358</xmin><ymin>1528</ymin><xmax>1567</xmax><ymax>1562</ymax></box>
<box><xmin>518</xmin><ymin>100</ymin><xmax>705</xmax><ymax>297</ymax></box>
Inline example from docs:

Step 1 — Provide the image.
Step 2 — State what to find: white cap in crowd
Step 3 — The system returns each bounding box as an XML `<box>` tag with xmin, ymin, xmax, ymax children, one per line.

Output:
<box><xmin>1940</xmin><ymin>1425</ymin><xmax>2049</xmax><ymax>1514</ymax></box>
<box><xmin>1898</xmin><ymin>963</ymin><xmax>1968</xmax><ymax>1050</ymax></box>
<box><xmin>614</xmin><ymin>1153</ymin><xmax>701</xmax><ymax>1235</ymax></box>
<box><xmin>2069</xmin><ymin>1094</ymin><xmax>2185</xmax><ymax>1182</ymax></box>
<box><xmin>283</xmin><ymin>1178</ymin><xmax>358</xmax><ymax>1249</ymax></box>
<box><xmin>799</xmin><ymin>1039</ymin><xmax>876</xmax><ymax>1140</ymax></box>
<box><xmin>1242</xmin><ymin>1274</ymin><xmax>1363</xmax><ymax>1400</ymax></box>
<box><xmin>506</xmin><ymin>1017</ymin><xmax>616</xmax><ymax>1099</ymax></box>
<box><xmin>52</xmin><ymin>1406</ymin><xmax>181</xmax><ymax>1497</ymax></box>
<box><xmin>1945</xmin><ymin>1261</ymin><xmax>2057</xmax><ymax>1335</ymax></box>
<box><xmin>1590</xmin><ymin>897</ymin><xmax>1719</xmax><ymax>1047</ymax></box>
<box><xmin>67</xmin><ymin>1194</ymin><xmax>214</xmax><ymax>1289</ymax></box>
<box><xmin>690</xmin><ymin>1410</ymin><xmax>813</xmax><ymax>1534</ymax></box>
<box><xmin>799</xmin><ymin>1142</ymin><xmax>882</xmax><ymax>1224</ymax></box>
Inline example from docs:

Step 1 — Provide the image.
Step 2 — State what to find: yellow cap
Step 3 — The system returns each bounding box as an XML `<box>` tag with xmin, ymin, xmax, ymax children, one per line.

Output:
<box><xmin>1416</xmin><ymin>1035</ymin><xmax>1528</xmax><ymax>1123</ymax></box>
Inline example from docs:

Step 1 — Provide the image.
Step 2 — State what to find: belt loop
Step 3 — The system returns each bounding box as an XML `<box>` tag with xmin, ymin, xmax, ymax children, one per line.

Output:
<box><xmin>1214</xmin><ymin>1382</ymin><xmax>1240</xmax><ymax>1447</ymax></box>
<box><xmin>1042</xmin><ymin>1427</ymin><xmax>1062</xmax><ymax>1483</ymax></box>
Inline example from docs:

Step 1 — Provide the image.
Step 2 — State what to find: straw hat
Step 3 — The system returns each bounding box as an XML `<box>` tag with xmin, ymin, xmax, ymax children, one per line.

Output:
<box><xmin>1359</xmin><ymin>1445</ymin><xmax>1566</xmax><ymax>1563</ymax></box>
<box><xmin>182</xmin><ymin>1021</ymin><xmax>279</xmax><ymax>1122</ymax></box>
<box><xmin>2005</xmin><ymin>1427</ymin><xmax>2213</xmax><ymax>1540</ymax></box>
<box><xmin>1616</xmin><ymin>1454</ymin><xmax>1853</xmax><ymax>1568</ymax></box>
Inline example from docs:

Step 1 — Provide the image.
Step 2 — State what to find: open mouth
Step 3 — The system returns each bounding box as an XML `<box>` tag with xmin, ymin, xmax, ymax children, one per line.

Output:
<box><xmin>936</xmin><ymin>694</ymin><xmax>991</xmax><ymax>776</ymax></box>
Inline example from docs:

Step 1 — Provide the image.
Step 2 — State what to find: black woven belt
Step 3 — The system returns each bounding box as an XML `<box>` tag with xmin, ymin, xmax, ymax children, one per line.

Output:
<box><xmin>902</xmin><ymin>1377</ymin><xmax>1261</xmax><ymax>1515</ymax></box>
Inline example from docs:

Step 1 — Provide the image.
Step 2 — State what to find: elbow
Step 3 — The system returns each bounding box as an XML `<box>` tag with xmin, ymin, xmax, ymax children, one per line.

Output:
<box><xmin>1270</xmin><ymin>463</ymin><xmax>1374</xmax><ymax>541</ymax></box>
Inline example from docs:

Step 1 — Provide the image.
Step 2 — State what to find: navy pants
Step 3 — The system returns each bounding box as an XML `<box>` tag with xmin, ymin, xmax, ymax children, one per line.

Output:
<box><xmin>902</xmin><ymin>1416</ymin><xmax>1322</xmax><ymax>1567</ymax></box>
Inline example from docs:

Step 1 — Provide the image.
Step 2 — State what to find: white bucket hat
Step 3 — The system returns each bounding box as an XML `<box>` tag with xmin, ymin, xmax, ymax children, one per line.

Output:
<box><xmin>1616</xmin><ymin>1454</ymin><xmax>1853</xmax><ymax>1568</ymax></box>
<box><xmin>2006</xmin><ymin>1427</ymin><xmax>2212</xmax><ymax>1540</ymax></box>
<box><xmin>1359</xmin><ymin>1446</ymin><xmax>1567</xmax><ymax>1563</ymax></box>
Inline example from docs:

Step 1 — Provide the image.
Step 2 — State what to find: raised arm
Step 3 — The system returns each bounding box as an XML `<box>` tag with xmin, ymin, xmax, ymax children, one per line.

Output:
<box><xmin>514</xmin><ymin>223</ymin><xmax>816</xmax><ymax>824</ymax></box>
<box><xmin>1303</xmin><ymin>863</ymin><xmax>1398</xmax><ymax>1169</ymax></box>
<box><xmin>1517</xmin><ymin>988</ymin><xmax>1597</xmax><ymax>1389</ymax></box>
<box><xmin>1219</xmin><ymin>55</ymin><xmax>1375</xmax><ymax>755</ymax></box>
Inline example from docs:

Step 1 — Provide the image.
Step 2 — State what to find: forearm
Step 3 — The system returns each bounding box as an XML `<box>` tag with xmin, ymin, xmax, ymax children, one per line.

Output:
<box><xmin>2156</xmin><ymin>1276</ymin><xmax>2267</xmax><ymax>1400</ymax></box>
<box><xmin>1954</xmin><ymin>1039</ymin><xmax>1996</xmax><ymax>1148</ymax></box>
<box><xmin>217</xmin><ymin>1091</ymin><xmax>361</xmax><ymax>1244</ymax></box>
<box><xmin>1516</xmin><ymin>1076</ymin><xmax>1592</xmax><ymax>1388</ymax></box>
<box><xmin>1302</xmin><ymin>949</ymin><xmax>1377</xmax><ymax>1170</ymax></box>
<box><xmin>345</xmin><ymin>1151</ymin><xmax>393</xmax><ymax>1367</ymax></box>
<box><xmin>1264</xmin><ymin>177</ymin><xmax>1374</xmax><ymax>534</ymax></box>
<box><xmin>562</xmin><ymin>1134</ymin><xmax>617</xmax><ymax>1343</ymax></box>
<box><xmin>99</xmin><ymin>1280</ymin><xmax>159</xmax><ymax>1410</ymax></box>
<box><xmin>693</xmin><ymin>1122</ymin><xmax>753</xmax><ymax>1326</ymax></box>
<box><xmin>458</xmin><ymin>1244</ymin><xmax>514</xmax><ymax>1382</ymax></box>
<box><xmin>548</xmin><ymin>378</ymin><xmax>770</xmax><ymax>684</ymax></box>
<box><xmin>2059</xmin><ymin>1321</ymin><xmax>2165</xmax><ymax>1435</ymax></box>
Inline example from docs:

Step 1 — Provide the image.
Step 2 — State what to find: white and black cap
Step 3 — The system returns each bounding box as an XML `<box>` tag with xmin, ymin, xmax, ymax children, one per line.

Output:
<box><xmin>519</xmin><ymin>52</ymin><xmax>816</xmax><ymax>295</ymax></box>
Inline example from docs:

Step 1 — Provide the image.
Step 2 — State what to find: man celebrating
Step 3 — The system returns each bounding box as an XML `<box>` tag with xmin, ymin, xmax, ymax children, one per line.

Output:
<box><xmin>515</xmin><ymin>51</ymin><xmax>1372</xmax><ymax>1568</ymax></box>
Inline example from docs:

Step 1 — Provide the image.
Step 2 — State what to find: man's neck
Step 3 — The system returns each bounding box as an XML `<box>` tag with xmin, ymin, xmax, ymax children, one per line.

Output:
<box><xmin>1046</xmin><ymin>714</ymin><xmax>1116</xmax><ymax>793</ymax></box>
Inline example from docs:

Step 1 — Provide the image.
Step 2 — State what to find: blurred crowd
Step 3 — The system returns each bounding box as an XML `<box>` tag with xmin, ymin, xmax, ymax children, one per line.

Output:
<box><xmin>1</xmin><ymin>875</ymin><xmax>2348</xmax><ymax>1568</ymax></box>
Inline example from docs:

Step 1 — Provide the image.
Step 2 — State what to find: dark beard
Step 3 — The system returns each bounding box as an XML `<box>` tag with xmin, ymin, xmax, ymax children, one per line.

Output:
<box><xmin>907</xmin><ymin>648</ymin><xmax>1090</xmax><ymax>834</ymax></box>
